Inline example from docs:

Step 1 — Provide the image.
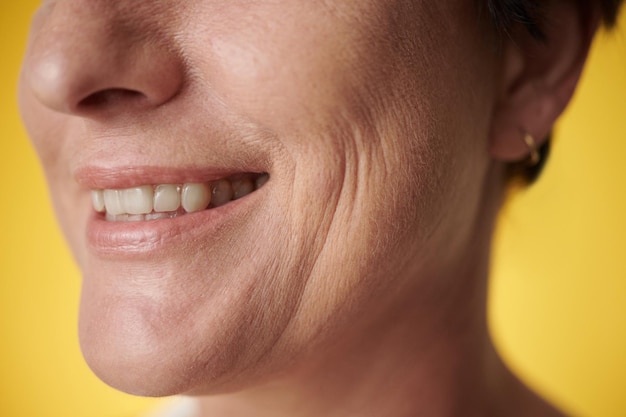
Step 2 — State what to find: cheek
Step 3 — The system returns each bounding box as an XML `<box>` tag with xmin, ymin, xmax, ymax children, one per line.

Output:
<box><xmin>18</xmin><ymin>79</ymin><xmax>90</xmax><ymax>266</ymax></box>
<box><xmin>285</xmin><ymin>42</ymin><xmax>495</xmax><ymax>347</ymax></box>
<box><xmin>19</xmin><ymin>77</ymin><xmax>64</xmax><ymax>168</ymax></box>
<box><xmin>181</xmin><ymin>2</ymin><xmax>404</xmax><ymax>136</ymax></box>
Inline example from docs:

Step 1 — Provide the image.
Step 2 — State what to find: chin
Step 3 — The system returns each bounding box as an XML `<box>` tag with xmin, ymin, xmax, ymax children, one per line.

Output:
<box><xmin>76</xmin><ymin>244</ymin><xmax>308</xmax><ymax>396</ymax></box>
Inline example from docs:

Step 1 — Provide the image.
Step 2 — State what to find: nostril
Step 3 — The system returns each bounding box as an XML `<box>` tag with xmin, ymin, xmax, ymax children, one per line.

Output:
<box><xmin>78</xmin><ymin>88</ymin><xmax>147</xmax><ymax>111</ymax></box>
<box><xmin>24</xmin><ymin>6</ymin><xmax>185</xmax><ymax>118</ymax></box>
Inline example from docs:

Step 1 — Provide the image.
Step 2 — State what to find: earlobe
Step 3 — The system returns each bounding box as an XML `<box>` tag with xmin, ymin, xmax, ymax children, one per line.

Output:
<box><xmin>489</xmin><ymin>1</ymin><xmax>600</xmax><ymax>163</ymax></box>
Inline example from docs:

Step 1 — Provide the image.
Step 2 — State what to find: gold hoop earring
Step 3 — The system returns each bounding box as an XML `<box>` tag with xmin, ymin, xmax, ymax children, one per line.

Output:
<box><xmin>523</xmin><ymin>133</ymin><xmax>540</xmax><ymax>166</ymax></box>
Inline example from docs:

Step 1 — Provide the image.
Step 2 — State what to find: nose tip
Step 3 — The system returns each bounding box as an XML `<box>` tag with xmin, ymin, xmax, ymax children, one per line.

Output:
<box><xmin>28</xmin><ymin>50</ymin><xmax>99</xmax><ymax>114</ymax></box>
<box><xmin>28</xmin><ymin>48</ymin><xmax>183</xmax><ymax>116</ymax></box>
<box><xmin>24</xmin><ymin>5</ymin><xmax>184</xmax><ymax>118</ymax></box>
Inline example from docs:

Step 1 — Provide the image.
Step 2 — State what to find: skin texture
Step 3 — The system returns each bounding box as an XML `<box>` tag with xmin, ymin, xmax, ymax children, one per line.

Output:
<box><xmin>19</xmin><ymin>0</ymin><xmax>597</xmax><ymax>415</ymax></box>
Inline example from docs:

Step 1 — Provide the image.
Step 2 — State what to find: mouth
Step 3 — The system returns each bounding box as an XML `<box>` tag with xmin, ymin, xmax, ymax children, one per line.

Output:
<box><xmin>91</xmin><ymin>172</ymin><xmax>269</xmax><ymax>222</ymax></box>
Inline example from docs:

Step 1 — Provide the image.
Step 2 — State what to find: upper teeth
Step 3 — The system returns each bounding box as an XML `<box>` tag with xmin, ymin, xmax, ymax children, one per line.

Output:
<box><xmin>91</xmin><ymin>173</ymin><xmax>268</xmax><ymax>221</ymax></box>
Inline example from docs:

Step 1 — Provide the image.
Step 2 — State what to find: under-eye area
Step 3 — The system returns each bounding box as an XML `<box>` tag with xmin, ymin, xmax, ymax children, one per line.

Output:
<box><xmin>91</xmin><ymin>172</ymin><xmax>269</xmax><ymax>222</ymax></box>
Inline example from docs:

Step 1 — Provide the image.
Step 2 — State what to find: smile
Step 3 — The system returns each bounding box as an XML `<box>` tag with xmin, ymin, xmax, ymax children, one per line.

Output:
<box><xmin>91</xmin><ymin>172</ymin><xmax>269</xmax><ymax>222</ymax></box>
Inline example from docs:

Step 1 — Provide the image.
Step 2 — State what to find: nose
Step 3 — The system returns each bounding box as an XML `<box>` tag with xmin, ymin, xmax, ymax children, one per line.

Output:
<box><xmin>23</xmin><ymin>1</ymin><xmax>184</xmax><ymax>118</ymax></box>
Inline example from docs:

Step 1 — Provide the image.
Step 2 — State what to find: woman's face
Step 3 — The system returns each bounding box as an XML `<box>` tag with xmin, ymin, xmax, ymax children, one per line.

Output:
<box><xmin>19</xmin><ymin>0</ymin><xmax>497</xmax><ymax>395</ymax></box>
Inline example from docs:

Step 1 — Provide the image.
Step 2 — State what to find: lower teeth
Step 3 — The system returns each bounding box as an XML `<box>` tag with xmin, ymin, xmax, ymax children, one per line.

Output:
<box><xmin>105</xmin><ymin>209</ymin><xmax>185</xmax><ymax>222</ymax></box>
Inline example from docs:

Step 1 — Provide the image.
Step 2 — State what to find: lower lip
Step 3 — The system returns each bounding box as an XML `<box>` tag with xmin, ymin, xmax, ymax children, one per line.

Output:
<box><xmin>86</xmin><ymin>190</ymin><xmax>261</xmax><ymax>259</ymax></box>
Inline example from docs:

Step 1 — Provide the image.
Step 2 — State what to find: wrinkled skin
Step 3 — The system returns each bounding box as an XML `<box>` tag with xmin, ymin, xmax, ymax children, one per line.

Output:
<box><xmin>19</xmin><ymin>0</ymin><xmax>591</xmax><ymax>415</ymax></box>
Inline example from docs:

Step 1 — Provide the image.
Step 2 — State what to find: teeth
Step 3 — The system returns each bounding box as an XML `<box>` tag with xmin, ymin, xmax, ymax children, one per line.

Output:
<box><xmin>211</xmin><ymin>179</ymin><xmax>233</xmax><ymax>208</ymax></box>
<box><xmin>255</xmin><ymin>174</ymin><xmax>269</xmax><ymax>189</ymax></box>
<box><xmin>231</xmin><ymin>177</ymin><xmax>254</xmax><ymax>200</ymax></box>
<box><xmin>91</xmin><ymin>190</ymin><xmax>105</xmax><ymax>212</ymax></box>
<box><xmin>145</xmin><ymin>211</ymin><xmax>178</xmax><ymax>221</ymax></box>
<box><xmin>127</xmin><ymin>214</ymin><xmax>146</xmax><ymax>222</ymax></box>
<box><xmin>103</xmin><ymin>189</ymin><xmax>124</xmax><ymax>215</ymax></box>
<box><xmin>153</xmin><ymin>184</ymin><xmax>180</xmax><ymax>212</ymax></box>
<box><xmin>181</xmin><ymin>183</ymin><xmax>211</xmax><ymax>213</ymax></box>
<box><xmin>122</xmin><ymin>185</ymin><xmax>154</xmax><ymax>215</ymax></box>
<box><xmin>92</xmin><ymin>173</ymin><xmax>268</xmax><ymax>221</ymax></box>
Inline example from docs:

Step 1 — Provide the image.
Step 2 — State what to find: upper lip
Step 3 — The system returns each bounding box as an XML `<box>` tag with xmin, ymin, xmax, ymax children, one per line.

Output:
<box><xmin>74</xmin><ymin>165</ymin><xmax>268</xmax><ymax>190</ymax></box>
<box><xmin>69</xmin><ymin>122</ymin><xmax>275</xmax><ymax>191</ymax></box>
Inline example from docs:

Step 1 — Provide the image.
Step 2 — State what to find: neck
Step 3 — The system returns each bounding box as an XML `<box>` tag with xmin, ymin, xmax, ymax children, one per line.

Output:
<box><xmin>195</xmin><ymin>165</ymin><xmax>563</xmax><ymax>417</ymax></box>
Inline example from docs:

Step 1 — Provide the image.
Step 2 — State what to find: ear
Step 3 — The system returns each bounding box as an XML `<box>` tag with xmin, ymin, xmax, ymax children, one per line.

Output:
<box><xmin>489</xmin><ymin>1</ymin><xmax>600</xmax><ymax>162</ymax></box>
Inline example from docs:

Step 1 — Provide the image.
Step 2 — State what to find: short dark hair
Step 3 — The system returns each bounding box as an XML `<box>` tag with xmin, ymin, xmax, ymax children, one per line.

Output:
<box><xmin>488</xmin><ymin>0</ymin><xmax>623</xmax><ymax>39</ymax></box>
<box><xmin>487</xmin><ymin>0</ymin><xmax>623</xmax><ymax>184</ymax></box>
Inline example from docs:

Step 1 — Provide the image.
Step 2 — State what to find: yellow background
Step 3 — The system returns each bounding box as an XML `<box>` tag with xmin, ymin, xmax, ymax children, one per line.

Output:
<box><xmin>1</xmin><ymin>2</ymin><xmax>624</xmax><ymax>416</ymax></box>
